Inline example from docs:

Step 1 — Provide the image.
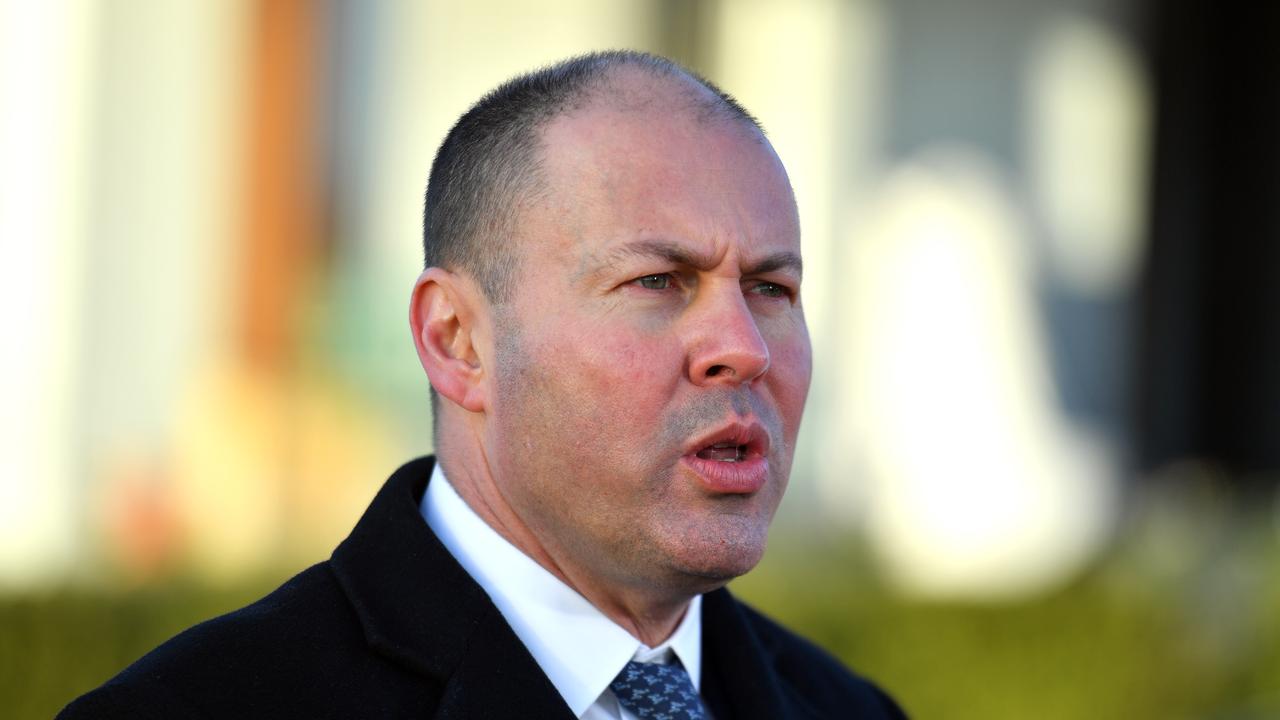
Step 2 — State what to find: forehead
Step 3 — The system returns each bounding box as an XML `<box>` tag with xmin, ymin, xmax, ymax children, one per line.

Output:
<box><xmin>528</xmin><ymin>86</ymin><xmax>800</xmax><ymax>267</ymax></box>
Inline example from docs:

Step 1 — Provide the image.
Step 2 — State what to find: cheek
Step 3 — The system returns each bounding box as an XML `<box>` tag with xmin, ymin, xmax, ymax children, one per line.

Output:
<box><xmin>532</xmin><ymin>323</ymin><xmax>683</xmax><ymax>426</ymax></box>
<box><xmin>578</xmin><ymin>330</ymin><xmax>681</xmax><ymax>415</ymax></box>
<box><xmin>765</xmin><ymin>328</ymin><xmax>813</xmax><ymax>422</ymax></box>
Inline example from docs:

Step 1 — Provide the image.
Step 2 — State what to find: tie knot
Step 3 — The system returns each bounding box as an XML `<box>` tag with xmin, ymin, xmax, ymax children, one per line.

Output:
<box><xmin>609</xmin><ymin>660</ymin><xmax>707</xmax><ymax>720</ymax></box>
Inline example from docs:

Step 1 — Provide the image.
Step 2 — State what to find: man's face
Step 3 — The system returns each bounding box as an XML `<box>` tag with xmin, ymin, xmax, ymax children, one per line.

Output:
<box><xmin>482</xmin><ymin>88</ymin><xmax>811</xmax><ymax>597</ymax></box>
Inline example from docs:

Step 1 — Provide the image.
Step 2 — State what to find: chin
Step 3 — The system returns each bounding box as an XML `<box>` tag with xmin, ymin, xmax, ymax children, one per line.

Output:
<box><xmin>666</xmin><ymin>533</ymin><xmax>768</xmax><ymax>586</ymax></box>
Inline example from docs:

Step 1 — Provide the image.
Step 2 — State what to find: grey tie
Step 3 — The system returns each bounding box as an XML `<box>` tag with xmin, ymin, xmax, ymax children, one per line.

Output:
<box><xmin>609</xmin><ymin>660</ymin><xmax>708</xmax><ymax>720</ymax></box>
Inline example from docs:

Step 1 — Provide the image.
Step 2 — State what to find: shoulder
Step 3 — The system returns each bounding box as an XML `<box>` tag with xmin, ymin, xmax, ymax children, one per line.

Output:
<box><xmin>58</xmin><ymin>675</ymin><xmax>207</xmax><ymax>720</ymax></box>
<box><xmin>731</xmin><ymin>596</ymin><xmax>908</xmax><ymax>719</ymax></box>
<box><xmin>58</xmin><ymin>562</ymin><xmax>426</xmax><ymax>719</ymax></box>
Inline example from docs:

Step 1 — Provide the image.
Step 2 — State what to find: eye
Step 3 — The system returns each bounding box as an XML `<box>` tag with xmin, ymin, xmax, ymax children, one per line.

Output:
<box><xmin>635</xmin><ymin>273</ymin><xmax>674</xmax><ymax>290</ymax></box>
<box><xmin>751</xmin><ymin>281</ymin><xmax>791</xmax><ymax>299</ymax></box>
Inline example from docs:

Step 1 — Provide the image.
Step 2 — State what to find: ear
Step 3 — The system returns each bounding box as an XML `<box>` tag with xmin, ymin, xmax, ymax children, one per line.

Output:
<box><xmin>409</xmin><ymin>268</ymin><xmax>489</xmax><ymax>413</ymax></box>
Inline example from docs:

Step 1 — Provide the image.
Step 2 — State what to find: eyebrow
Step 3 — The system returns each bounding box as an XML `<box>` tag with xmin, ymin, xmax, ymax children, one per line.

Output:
<box><xmin>604</xmin><ymin>239</ymin><xmax>803</xmax><ymax>278</ymax></box>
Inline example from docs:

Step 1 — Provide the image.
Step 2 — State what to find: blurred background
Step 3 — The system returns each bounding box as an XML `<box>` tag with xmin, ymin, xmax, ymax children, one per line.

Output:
<box><xmin>2</xmin><ymin>0</ymin><xmax>1278</xmax><ymax>717</ymax></box>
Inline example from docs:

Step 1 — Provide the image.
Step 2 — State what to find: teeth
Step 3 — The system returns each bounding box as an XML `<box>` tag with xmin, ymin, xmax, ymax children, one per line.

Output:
<box><xmin>696</xmin><ymin>444</ymin><xmax>746</xmax><ymax>462</ymax></box>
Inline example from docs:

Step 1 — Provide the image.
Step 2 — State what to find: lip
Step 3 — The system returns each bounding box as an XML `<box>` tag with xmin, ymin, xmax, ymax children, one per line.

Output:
<box><xmin>680</xmin><ymin>420</ymin><xmax>771</xmax><ymax>494</ymax></box>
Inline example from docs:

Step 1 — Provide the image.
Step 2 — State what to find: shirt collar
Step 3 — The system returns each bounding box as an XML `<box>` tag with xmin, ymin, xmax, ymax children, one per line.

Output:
<box><xmin>421</xmin><ymin>462</ymin><xmax>702</xmax><ymax>718</ymax></box>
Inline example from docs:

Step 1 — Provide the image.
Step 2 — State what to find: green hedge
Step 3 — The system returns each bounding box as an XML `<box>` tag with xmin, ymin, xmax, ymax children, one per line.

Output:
<box><xmin>6</xmin><ymin>513</ymin><xmax>1278</xmax><ymax>719</ymax></box>
<box><xmin>2</xmin><ymin>581</ymin><xmax>276</xmax><ymax>718</ymax></box>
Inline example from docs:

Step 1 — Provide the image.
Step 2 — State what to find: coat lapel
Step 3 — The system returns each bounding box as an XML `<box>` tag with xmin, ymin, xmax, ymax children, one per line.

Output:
<box><xmin>433</xmin><ymin>606</ymin><xmax>576</xmax><ymax>719</ymax></box>
<box><xmin>330</xmin><ymin>457</ymin><xmax>574</xmax><ymax>719</ymax></box>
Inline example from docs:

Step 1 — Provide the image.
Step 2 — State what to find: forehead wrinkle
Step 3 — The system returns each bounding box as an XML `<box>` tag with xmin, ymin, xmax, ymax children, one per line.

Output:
<box><xmin>599</xmin><ymin>239</ymin><xmax>802</xmax><ymax>278</ymax></box>
<box><xmin>606</xmin><ymin>239</ymin><xmax>720</xmax><ymax>271</ymax></box>
<box><xmin>744</xmin><ymin>251</ymin><xmax>804</xmax><ymax>279</ymax></box>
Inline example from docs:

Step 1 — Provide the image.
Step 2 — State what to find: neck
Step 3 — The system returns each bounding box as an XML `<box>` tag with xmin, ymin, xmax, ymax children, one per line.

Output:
<box><xmin>434</xmin><ymin>434</ymin><xmax>694</xmax><ymax>647</ymax></box>
<box><xmin>552</xmin><ymin>563</ymin><xmax>692</xmax><ymax>647</ymax></box>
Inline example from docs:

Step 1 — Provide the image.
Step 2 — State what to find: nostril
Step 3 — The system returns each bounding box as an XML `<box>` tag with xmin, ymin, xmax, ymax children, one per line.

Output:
<box><xmin>706</xmin><ymin>365</ymin><xmax>731</xmax><ymax>377</ymax></box>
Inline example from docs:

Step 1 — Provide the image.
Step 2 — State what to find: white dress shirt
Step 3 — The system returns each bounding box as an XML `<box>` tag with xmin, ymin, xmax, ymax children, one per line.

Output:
<box><xmin>421</xmin><ymin>463</ymin><xmax>704</xmax><ymax>720</ymax></box>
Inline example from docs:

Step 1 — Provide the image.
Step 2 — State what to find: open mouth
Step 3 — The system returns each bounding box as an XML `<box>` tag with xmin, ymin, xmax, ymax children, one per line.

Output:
<box><xmin>685</xmin><ymin>421</ymin><xmax>769</xmax><ymax>463</ymax></box>
<box><xmin>683</xmin><ymin>421</ymin><xmax>770</xmax><ymax>493</ymax></box>
<box><xmin>695</xmin><ymin>442</ymin><xmax>748</xmax><ymax>462</ymax></box>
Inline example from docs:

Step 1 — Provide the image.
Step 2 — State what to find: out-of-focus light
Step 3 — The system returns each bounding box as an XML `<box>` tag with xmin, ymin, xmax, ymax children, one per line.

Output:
<box><xmin>167</xmin><ymin>364</ymin><xmax>400</xmax><ymax>581</ymax></box>
<box><xmin>1026</xmin><ymin>14</ymin><xmax>1150</xmax><ymax>297</ymax></box>
<box><xmin>0</xmin><ymin>0</ymin><xmax>96</xmax><ymax>587</ymax></box>
<box><xmin>839</xmin><ymin>147</ymin><xmax>1116</xmax><ymax>598</ymax></box>
<box><xmin>710</xmin><ymin>0</ymin><xmax>879</xmax><ymax>343</ymax></box>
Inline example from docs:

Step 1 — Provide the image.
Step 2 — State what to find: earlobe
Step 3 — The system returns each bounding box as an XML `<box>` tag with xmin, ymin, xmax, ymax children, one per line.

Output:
<box><xmin>409</xmin><ymin>269</ymin><xmax>488</xmax><ymax>413</ymax></box>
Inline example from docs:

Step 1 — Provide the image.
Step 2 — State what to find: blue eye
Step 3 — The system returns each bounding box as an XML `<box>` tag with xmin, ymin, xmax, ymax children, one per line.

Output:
<box><xmin>636</xmin><ymin>274</ymin><xmax>673</xmax><ymax>290</ymax></box>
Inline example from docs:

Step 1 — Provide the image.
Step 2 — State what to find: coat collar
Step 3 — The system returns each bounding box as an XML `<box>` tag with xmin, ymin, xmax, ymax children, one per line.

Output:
<box><xmin>329</xmin><ymin>456</ymin><xmax>575</xmax><ymax>719</ymax></box>
<box><xmin>702</xmin><ymin>587</ymin><xmax>818</xmax><ymax>720</ymax></box>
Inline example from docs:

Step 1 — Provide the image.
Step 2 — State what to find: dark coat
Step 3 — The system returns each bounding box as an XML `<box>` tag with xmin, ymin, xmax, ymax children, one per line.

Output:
<box><xmin>59</xmin><ymin>457</ymin><xmax>905</xmax><ymax>719</ymax></box>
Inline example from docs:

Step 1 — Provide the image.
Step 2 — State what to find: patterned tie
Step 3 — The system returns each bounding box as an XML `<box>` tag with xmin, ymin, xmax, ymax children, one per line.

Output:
<box><xmin>609</xmin><ymin>660</ymin><xmax>708</xmax><ymax>720</ymax></box>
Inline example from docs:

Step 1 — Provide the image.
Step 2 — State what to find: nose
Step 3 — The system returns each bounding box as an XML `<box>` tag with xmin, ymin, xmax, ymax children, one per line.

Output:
<box><xmin>687</xmin><ymin>289</ymin><xmax>771</xmax><ymax>386</ymax></box>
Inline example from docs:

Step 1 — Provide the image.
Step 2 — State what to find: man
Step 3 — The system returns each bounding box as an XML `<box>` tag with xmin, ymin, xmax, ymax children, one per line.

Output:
<box><xmin>60</xmin><ymin>51</ymin><xmax>904</xmax><ymax>719</ymax></box>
